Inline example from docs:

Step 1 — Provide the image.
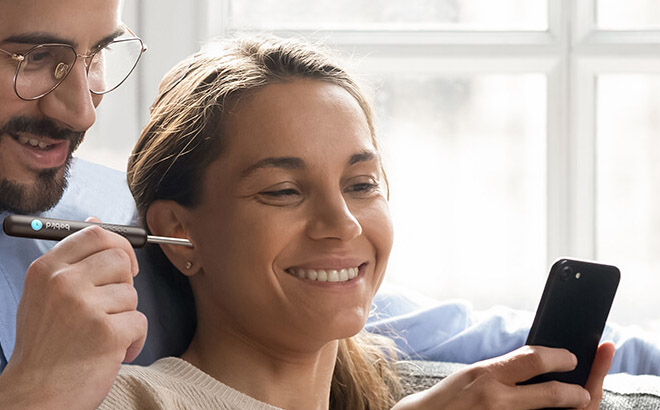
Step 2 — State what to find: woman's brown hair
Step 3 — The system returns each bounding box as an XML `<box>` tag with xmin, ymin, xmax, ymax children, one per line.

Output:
<box><xmin>128</xmin><ymin>35</ymin><xmax>402</xmax><ymax>409</ymax></box>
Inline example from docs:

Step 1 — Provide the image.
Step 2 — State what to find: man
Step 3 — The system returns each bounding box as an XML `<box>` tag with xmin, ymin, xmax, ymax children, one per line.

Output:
<box><xmin>0</xmin><ymin>1</ymin><xmax>193</xmax><ymax>408</ymax></box>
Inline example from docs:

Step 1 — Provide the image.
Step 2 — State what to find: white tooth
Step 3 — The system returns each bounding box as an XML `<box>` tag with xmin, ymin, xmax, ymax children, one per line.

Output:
<box><xmin>18</xmin><ymin>136</ymin><xmax>29</xmax><ymax>144</ymax></box>
<box><xmin>317</xmin><ymin>269</ymin><xmax>328</xmax><ymax>282</ymax></box>
<box><xmin>328</xmin><ymin>270</ymin><xmax>339</xmax><ymax>282</ymax></box>
<box><xmin>339</xmin><ymin>269</ymin><xmax>348</xmax><ymax>282</ymax></box>
<box><xmin>295</xmin><ymin>268</ymin><xmax>305</xmax><ymax>279</ymax></box>
<box><xmin>307</xmin><ymin>270</ymin><xmax>318</xmax><ymax>280</ymax></box>
<box><xmin>38</xmin><ymin>141</ymin><xmax>48</xmax><ymax>149</ymax></box>
<box><xmin>351</xmin><ymin>267</ymin><xmax>359</xmax><ymax>278</ymax></box>
<box><xmin>28</xmin><ymin>139</ymin><xmax>39</xmax><ymax>147</ymax></box>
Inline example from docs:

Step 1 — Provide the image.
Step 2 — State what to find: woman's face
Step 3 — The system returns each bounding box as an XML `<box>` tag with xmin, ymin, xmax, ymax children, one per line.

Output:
<box><xmin>185</xmin><ymin>79</ymin><xmax>393</xmax><ymax>352</ymax></box>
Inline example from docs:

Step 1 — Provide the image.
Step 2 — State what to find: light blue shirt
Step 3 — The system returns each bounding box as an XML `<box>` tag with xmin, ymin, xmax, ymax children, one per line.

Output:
<box><xmin>368</xmin><ymin>284</ymin><xmax>660</xmax><ymax>376</ymax></box>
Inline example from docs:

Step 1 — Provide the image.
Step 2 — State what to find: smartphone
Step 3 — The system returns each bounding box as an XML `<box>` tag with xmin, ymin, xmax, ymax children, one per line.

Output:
<box><xmin>522</xmin><ymin>258</ymin><xmax>620</xmax><ymax>387</ymax></box>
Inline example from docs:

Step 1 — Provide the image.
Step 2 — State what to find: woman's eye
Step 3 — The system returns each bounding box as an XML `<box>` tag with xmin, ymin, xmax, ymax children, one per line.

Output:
<box><xmin>257</xmin><ymin>186</ymin><xmax>302</xmax><ymax>206</ymax></box>
<box><xmin>344</xmin><ymin>178</ymin><xmax>380</xmax><ymax>197</ymax></box>
<box><xmin>347</xmin><ymin>183</ymin><xmax>377</xmax><ymax>193</ymax></box>
<box><xmin>260</xmin><ymin>188</ymin><xmax>300</xmax><ymax>198</ymax></box>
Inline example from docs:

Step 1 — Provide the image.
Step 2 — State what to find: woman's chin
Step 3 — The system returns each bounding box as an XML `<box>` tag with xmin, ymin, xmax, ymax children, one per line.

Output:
<box><xmin>315</xmin><ymin>309</ymin><xmax>370</xmax><ymax>342</ymax></box>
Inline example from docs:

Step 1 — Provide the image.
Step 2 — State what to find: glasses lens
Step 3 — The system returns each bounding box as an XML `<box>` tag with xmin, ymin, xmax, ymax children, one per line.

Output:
<box><xmin>15</xmin><ymin>45</ymin><xmax>76</xmax><ymax>99</ymax></box>
<box><xmin>88</xmin><ymin>38</ymin><xmax>144</xmax><ymax>94</ymax></box>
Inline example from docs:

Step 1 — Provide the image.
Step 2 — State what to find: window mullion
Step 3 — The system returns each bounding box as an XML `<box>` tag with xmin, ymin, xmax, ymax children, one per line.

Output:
<box><xmin>567</xmin><ymin>0</ymin><xmax>598</xmax><ymax>259</ymax></box>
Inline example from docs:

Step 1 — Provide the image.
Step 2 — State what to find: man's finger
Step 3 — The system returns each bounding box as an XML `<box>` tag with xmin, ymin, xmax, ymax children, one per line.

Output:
<box><xmin>92</xmin><ymin>283</ymin><xmax>139</xmax><ymax>314</ymax></box>
<box><xmin>80</xmin><ymin>248</ymin><xmax>136</xmax><ymax>286</ymax></box>
<box><xmin>107</xmin><ymin>310</ymin><xmax>148</xmax><ymax>363</ymax></box>
<box><xmin>47</xmin><ymin>225</ymin><xmax>139</xmax><ymax>276</ymax></box>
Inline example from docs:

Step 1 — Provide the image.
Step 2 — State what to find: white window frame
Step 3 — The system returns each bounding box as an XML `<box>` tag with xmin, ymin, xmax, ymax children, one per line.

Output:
<box><xmin>206</xmin><ymin>0</ymin><xmax>572</xmax><ymax>269</ymax></box>
<box><xmin>85</xmin><ymin>0</ymin><xmax>660</xmax><ymax>326</ymax></box>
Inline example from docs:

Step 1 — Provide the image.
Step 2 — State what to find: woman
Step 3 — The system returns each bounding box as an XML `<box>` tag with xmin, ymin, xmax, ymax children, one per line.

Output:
<box><xmin>100</xmin><ymin>36</ymin><xmax>613</xmax><ymax>409</ymax></box>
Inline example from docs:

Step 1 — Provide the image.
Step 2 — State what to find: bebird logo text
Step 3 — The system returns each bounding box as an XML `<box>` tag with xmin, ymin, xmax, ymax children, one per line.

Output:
<box><xmin>46</xmin><ymin>222</ymin><xmax>71</xmax><ymax>231</ymax></box>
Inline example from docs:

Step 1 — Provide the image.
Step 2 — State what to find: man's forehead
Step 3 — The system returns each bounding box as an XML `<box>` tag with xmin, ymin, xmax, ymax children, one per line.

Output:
<box><xmin>0</xmin><ymin>0</ymin><xmax>123</xmax><ymax>47</ymax></box>
<box><xmin>2</xmin><ymin>28</ymin><xmax>126</xmax><ymax>49</ymax></box>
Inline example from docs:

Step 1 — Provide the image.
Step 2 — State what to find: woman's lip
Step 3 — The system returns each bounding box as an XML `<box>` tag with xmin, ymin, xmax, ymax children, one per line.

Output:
<box><xmin>286</xmin><ymin>258</ymin><xmax>367</xmax><ymax>271</ymax></box>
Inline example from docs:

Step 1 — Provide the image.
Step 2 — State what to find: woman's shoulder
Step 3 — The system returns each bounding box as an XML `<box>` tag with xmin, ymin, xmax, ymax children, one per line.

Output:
<box><xmin>98</xmin><ymin>357</ymin><xmax>283</xmax><ymax>410</ymax></box>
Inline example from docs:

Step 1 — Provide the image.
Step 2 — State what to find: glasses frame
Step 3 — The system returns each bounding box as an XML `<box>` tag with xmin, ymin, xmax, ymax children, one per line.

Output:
<box><xmin>0</xmin><ymin>31</ymin><xmax>147</xmax><ymax>101</ymax></box>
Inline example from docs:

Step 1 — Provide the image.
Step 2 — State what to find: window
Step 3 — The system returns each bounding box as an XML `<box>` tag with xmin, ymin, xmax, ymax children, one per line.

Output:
<box><xmin>82</xmin><ymin>0</ymin><xmax>660</xmax><ymax>332</ymax></box>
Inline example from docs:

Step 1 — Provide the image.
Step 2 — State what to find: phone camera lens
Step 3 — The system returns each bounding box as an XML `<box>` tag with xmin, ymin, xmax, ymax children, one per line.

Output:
<box><xmin>560</xmin><ymin>265</ymin><xmax>573</xmax><ymax>281</ymax></box>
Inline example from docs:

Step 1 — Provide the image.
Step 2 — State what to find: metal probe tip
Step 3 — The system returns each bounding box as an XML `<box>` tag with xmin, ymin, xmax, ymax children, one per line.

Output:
<box><xmin>147</xmin><ymin>235</ymin><xmax>193</xmax><ymax>247</ymax></box>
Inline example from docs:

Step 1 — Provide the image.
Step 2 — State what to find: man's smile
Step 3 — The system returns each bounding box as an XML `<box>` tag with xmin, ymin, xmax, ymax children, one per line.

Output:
<box><xmin>6</xmin><ymin>131</ymin><xmax>71</xmax><ymax>170</ymax></box>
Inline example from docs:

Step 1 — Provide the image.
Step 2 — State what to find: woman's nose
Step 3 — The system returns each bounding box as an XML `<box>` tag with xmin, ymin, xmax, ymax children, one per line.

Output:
<box><xmin>305</xmin><ymin>192</ymin><xmax>362</xmax><ymax>242</ymax></box>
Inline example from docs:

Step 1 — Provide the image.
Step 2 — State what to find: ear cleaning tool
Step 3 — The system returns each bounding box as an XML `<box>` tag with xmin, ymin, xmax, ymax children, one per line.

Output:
<box><xmin>3</xmin><ymin>215</ymin><xmax>192</xmax><ymax>248</ymax></box>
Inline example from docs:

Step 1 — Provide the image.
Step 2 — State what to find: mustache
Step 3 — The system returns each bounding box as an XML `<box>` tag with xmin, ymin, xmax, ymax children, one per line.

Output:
<box><xmin>0</xmin><ymin>116</ymin><xmax>85</xmax><ymax>142</ymax></box>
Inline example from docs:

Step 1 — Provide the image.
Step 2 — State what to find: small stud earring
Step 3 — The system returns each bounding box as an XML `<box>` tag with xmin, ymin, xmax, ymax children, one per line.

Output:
<box><xmin>184</xmin><ymin>261</ymin><xmax>193</xmax><ymax>270</ymax></box>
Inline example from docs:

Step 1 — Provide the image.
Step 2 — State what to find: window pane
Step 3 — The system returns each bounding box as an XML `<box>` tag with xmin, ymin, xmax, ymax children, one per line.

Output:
<box><xmin>597</xmin><ymin>0</ymin><xmax>660</xmax><ymax>30</ymax></box>
<box><xmin>597</xmin><ymin>74</ymin><xmax>660</xmax><ymax>328</ymax></box>
<box><xmin>374</xmin><ymin>72</ymin><xmax>547</xmax><ymax>312</ymax></box>
<box><xmin>230</xmin><ymin>0</ymin><xmax>548</xmax><ymax>31</ymax></box>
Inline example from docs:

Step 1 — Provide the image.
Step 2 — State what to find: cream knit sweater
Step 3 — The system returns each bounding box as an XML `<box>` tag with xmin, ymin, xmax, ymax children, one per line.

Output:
<box><xmin>98</xmin><ymin>357</ymin><xmax>284</xmax><ymax>410</ymax></box>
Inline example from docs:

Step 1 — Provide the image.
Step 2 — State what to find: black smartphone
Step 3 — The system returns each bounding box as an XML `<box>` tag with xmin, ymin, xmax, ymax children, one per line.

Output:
<box><xmin>522</xmin><ymin>258</ymin><xmax>620</xmax><ymax>387</ymax></box>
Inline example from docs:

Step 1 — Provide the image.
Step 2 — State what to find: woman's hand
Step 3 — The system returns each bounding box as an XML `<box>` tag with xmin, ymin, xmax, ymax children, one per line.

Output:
<box><xmin>393</xmin><ymin>342</ymin><xmax>615</xmax><ymax>410</ymax></box>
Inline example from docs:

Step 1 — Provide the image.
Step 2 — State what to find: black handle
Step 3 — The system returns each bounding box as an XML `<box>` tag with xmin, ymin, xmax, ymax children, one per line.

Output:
<box><xmin>3</xmin><ymin>215</ymin><xmax>148</xmax><ymax>248</ymax></box>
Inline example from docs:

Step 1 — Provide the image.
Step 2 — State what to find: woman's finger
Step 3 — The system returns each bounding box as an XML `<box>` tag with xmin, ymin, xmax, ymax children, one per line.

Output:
<box><xmin>480</xmin><ymin>345</ymin><xmax>578</xmax><ymax>385</ymax></box>
<box><xmin>583</xmin><ymin>342</ymin><xmax>615</xmax><ymax>409</ymax></box>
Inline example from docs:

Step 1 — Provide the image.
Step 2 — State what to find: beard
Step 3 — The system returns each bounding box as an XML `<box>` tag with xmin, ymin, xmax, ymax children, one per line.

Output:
<box><xmin>0</xmin><ymin>116</ymin><xmax>84</xmax><ymax>214</ymax></box>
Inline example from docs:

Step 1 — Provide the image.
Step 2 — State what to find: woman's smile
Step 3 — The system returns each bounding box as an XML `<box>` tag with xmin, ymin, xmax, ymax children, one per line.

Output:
<box><xmin>287</xmin><ymin>266</ymin><xmax>360</xmax><ymax>282</ymax></box>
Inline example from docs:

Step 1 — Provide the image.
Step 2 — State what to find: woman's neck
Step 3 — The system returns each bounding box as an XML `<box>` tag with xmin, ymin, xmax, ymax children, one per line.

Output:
<box><xmin>181</xmin><ymin>316</ymin><xmax>338</xmax><ymax>410</ymax></box>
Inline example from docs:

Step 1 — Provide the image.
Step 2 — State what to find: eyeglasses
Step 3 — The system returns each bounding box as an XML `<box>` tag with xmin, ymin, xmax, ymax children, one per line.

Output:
<box><xmin>0</xmin><ymin>34</ymin><xmax>147</xmax><ymax>101</ymax></box>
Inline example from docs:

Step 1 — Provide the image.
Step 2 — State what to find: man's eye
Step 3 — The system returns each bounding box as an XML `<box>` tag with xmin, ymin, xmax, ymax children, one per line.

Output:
<box><xmin>26</xmin><ymin>51</ymin><xmax>54</xmax><ymax>65</ymax></box>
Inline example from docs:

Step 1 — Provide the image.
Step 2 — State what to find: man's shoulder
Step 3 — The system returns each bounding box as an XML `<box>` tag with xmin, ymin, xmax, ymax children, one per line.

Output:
<box><xmin>68</xmin><ymin>157</ymin><xmax>129</xmax><ymax>189</ymax></box>
<box><xmin>46</xmin><ymin>158</ymin><xmax>137</xmax><ymax>224</ymax></box>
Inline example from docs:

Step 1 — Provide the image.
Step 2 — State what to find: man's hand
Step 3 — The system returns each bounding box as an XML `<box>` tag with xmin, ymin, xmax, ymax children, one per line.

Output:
<box><xmin>0</xmin><ymin>221</ymin><xmax>148</xmax><ymax>410</ymax></box>
<box><xmin>393</xmin><ymin>342</ymin><xmax>615</xmax><ymax>410</ymax></box>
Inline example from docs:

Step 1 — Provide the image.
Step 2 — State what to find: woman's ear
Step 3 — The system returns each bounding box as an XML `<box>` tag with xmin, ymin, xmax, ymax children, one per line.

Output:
<box><xmin>146</xmin><ymin>200</ymin><xmax>199</xmax><ymax>277</ymax></box>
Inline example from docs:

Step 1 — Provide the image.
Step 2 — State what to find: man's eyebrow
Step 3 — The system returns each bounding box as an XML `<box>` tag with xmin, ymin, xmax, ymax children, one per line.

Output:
<box><xmin>2</xmin><ymin>27</ymin><xmax>125</xmax><ymax>50</ymax></box>
<box><xmin>240</xmin><ymin>157</ymin><xmax>306</xmax><ymax>179</ymax></box>
<box><xmin>347</xmin><ymin>150</ymin><xmax>377</xmax><ymax>166</ymax></box>
<box><xmin>95</xmin><ymin>28</ymin><xmax>126</xmax><ymax>49</ymax></box>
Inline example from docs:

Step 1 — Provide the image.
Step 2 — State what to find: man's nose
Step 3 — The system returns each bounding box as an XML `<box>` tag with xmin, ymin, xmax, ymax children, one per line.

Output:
<box><xmin>305</xmin><ymin>192</ymin><xmax>363</xmax><ymax>242</ymax></box>
<box><xmin>37</xmin><ymin>58</ymin><xmax>99</xmax><ymax>132</ymax></box>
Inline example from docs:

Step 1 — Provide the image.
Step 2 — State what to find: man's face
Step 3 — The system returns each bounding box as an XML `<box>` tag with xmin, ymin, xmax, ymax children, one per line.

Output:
<box><xmin>0</xmin><ymin>0</ymin><xmax>122</xmax><ymax>213</ymax></box>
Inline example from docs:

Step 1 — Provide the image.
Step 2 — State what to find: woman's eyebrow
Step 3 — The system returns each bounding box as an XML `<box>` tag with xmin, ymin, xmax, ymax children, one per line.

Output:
<box><xmin>347</xmin><ymin>150</ymin><xmax>377</xmax><ymax>166</ymax></box>
<box><xmin>240</xmin><ymin>156</ymin><xmax>306</xmax><ymax>180</ymax></box>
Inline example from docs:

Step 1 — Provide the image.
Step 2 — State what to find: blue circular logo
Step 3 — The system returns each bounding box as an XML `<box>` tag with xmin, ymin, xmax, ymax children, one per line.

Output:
<box><xmin>31</xmin><ymin>219</ymin><xmax>43</xmax><ymax>231</ymax></box>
